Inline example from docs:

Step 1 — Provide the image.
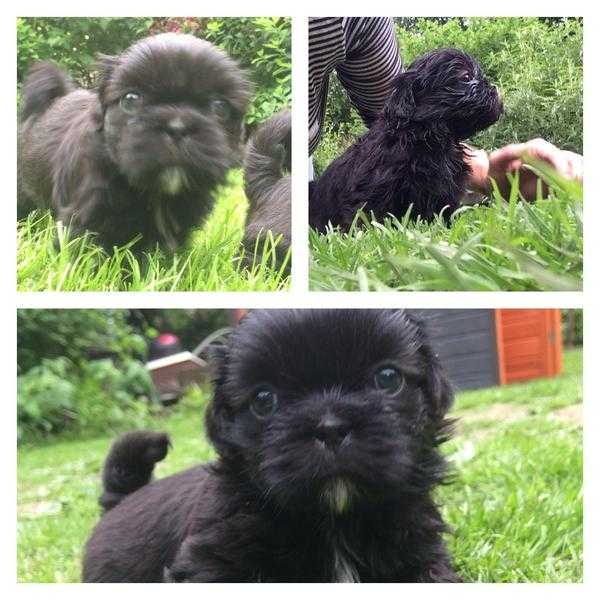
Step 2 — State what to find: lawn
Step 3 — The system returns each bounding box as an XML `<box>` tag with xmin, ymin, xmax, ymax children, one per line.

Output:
<box><xmin>17</xmin><ymin>348</ymin><xmax>582</xmax><ymax>582</ymax></box>
<box><xmin>309</xmin><ymin>168</ymin><xmax>582</xmax><ymax>292</ymax></box>
<box><xmin>17</xmin><ymin>171</ymin><xmax>290</xmax><ymax>292</ymax></box>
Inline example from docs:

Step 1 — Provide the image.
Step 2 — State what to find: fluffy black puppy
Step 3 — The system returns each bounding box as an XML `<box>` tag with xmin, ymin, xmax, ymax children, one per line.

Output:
<box><xmin>242</xmin><ymin>110</ymin><xmax>291</xmax><ymax>272</ymax></box>
<box><xmin>309</xmin><ymin>48</ymin><xmax>503</xmax><ymax>231</ymax></box>
<box><xmin>82</xmin><ymin>310</ymin><xmax>459</xmax><ymax>583</ymax></box>
<box><xmin>18</xmin><ymin>33</ymin><xmax>252</xmax><ymax>251</ymax></box>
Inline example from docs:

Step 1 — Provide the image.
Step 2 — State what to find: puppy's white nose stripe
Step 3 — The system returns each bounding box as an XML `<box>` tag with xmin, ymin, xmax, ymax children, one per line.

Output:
<box><xmin>168</xmin><ymin>118</ymin><xmax>186</xmax><ymax>131</ymax></box>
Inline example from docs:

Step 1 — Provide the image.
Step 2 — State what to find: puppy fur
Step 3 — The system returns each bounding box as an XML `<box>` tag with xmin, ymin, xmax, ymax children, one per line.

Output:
<box><xmin>242</xmin><ymin>110</ymin><xmax>291</xmax><ymax>272</ymax></box>
<box><xmin>99</xmin><ymin>431</ymin><xmax>170</xmax><ymax>512</ymax></box>
<box><xmin>82</xmin><ymin>309</ymin><xmax>460</xmax><ymax>583</ymax></box>
<box><xmin>309</xmin><ymin>48</ymin><xmax>503</xmax><ymax>231</ymax></box>
<box><xmin>18</xmin><ymin>33</ymin><xmax>252</xmax><ymax>251</ymax></box>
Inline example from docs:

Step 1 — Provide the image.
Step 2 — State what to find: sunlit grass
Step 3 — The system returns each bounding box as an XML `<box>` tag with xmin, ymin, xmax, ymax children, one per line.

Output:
<box><xmin>310</xmin><ymin>165</ymin><xmax>582</xmax><ymax>292</ymax></box>
<box><xmin>17</xmin><ymin>171</ymin><xmax>290</xmax><ymax>292</ymax></box>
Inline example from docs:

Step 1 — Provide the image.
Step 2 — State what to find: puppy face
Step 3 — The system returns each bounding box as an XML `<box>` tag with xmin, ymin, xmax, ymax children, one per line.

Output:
<box><xmin>98</xmin><ymin>33</ymin><xmax>252</xmax><ymax>194</ymax></box>
<box><xmin>207</xmin><ymin>310</ymin><xmax>453</xmax><ymax>513</ymax></box>
<box><xmin>388</xmin><ymin>48</ymin><xmax>503</xmax><ymax>139</ymax></box>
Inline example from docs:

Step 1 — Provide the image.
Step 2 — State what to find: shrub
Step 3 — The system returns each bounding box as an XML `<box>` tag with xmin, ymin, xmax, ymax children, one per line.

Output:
<box><xmin>204</xmin><ymin>17</ymin><xmax>291</xmax><ymax>124</ymax></box>
<box><xmin>17</xmin><ymin>358</ymin><xmax>77</xmax><ymax>439</ymax></box>
<box><xmin>17</xmin><ymin>356</ymin><xmax>156</xmax><ymax>443</ymax></box>
<box><xmin>17</xmin><ymin>309</ymin><xmax>146</xmax><ymax>374</ymax></box>
<box><xmin>17</xmin><ymin>17</ymin><xmax>291</xmax><ymax>125</ymax></box>
<box><xmin>314</xmin><ymin>18</ymin><xmax>582</xmax><ymax>171</ymax></box>
<box><xmin>17</xmin><ymin>17</ymin><xmax>153</xmax><ymax>86</ymax></box>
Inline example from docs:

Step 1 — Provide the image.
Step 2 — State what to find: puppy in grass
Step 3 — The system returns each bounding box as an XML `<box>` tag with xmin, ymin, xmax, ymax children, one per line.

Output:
<box><xmin>309</xmin><ymin>48</ymin><xmax>503</xmax><ymax>231</ymax></box>
<box><xmin>18</xmin><ymin>33</ymin><xmax>251</xmax><ymax>252</ymax></box>
<box><xmin>242</xmin><ymin>110</ymin><xmax>291</xmax><ymax>272</ymax></box>
<box><xmin>82</xmin><ymin>309</ymin><xmax>460</xmax><ymax>582</ymax></box>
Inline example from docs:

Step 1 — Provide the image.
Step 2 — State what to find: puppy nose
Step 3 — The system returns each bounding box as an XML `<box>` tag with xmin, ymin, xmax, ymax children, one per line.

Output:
<box><xmin>315</xmin><ymin>415</ymin><xmax>349</xmax><ymax>449</ymax></box>
<box><xmin>166</xmin><ymin>118</ymin><xmax>188</xmax><ymax>139</ymax></box>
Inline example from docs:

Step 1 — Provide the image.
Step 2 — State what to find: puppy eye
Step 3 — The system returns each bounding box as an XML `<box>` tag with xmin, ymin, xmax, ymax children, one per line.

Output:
<box><xmin>374</xmin><ymin>367</ymin><xmax>405</xmax><ymax>396</ymax></box>
<box><xmin>461</xmin><ymin>72</ymin><xmax>471</xmax><ymax>82</ymax></box>
<box><xmin>120</xmin><ymin>91</ymin><xmax>142</xmax><ymax>114</ymax></box>
<box><xmin>210</xmin><ymin>99</ymin><xmax>231</xmax><ymax>120</ymax></box>
<box><xmin>250</xmin><ymin>389</ymin><xmax>278</xmax><ymax>419</ymax></box>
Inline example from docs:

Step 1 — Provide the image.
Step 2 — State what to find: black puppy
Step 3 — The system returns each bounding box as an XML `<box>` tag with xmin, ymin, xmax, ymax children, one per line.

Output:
<box><xmin>242</xmin><ymin>110</ymin><xmax>291</xmax><ymax>272</ymax></box>
<box><xmin>18</xmin><ymin>33</ymin><xmax>251</xmax><ymax>251</ymax></box>
<box><xmin>82</xmin><ymin>310</ymin><xmax>459</xmax><ymax>583</ymax></box>
<box><xmin>309</xmin><ymin>48</ymin><xmax>503</xmax><ymax>231</ymax></box>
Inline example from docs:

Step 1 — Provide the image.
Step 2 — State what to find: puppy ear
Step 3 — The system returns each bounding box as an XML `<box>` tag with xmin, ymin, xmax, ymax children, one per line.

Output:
<box><xmin>384</xmin><ymin>71</ymin><xmax>417</xmax><ymax>122</ymax></box>
<box><xmin>404</xmin><ymin>312</ymin><xmax>454</xmax><ymax>419</ymax></box>
<box><xmin>423</xmin><ymin>353</ymin><xmax>454</xmax><ymax>419</ymax></box>
<box><xmin>205</xmin><ymin>343</ymin><xmax>236</xmax><ymax>459</ymax></box>
<box><xmin>95</xmin><ymin>53</ymin><xmax>120</xmax><ymax>106</ymax></box>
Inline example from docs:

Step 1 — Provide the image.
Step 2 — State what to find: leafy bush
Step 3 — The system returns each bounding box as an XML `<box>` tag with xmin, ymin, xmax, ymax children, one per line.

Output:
<box><xmin>17</xmin><ymin>356</ymin><xmax>155</xmax><ymax>443</ymax></box>
<box><xmin>204</xmin><ymin>17</ymin><xmax>291</xmax><ymax>124</ymax></box>
<box><xmin>315</xmin><ymin>18</ymin><xmax>582</xmax><ymax>171</ymax></box>
<box><xmin>17</xmin><ymin>17</ymin><xmax>153</xmax><ymax>86</ymax></box>
<box><xmin>17</xmin><ymin>309</ymin><xmax>146</xmax><ymax>374</ymax></box>
<box><xmin>16</xmin><ymin>308</ymin><xmax>234</xmax><ymax>442</ymax></box>
<box><xmin>17</xmin><ymin>17</ymin><xmax>291</xmax><ymax>124</ymax></box>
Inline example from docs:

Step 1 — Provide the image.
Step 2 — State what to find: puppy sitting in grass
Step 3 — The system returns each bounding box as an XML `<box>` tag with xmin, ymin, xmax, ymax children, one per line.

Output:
<box><xmin>309</xmin><ymin>48</ymin><xmax>503</xmax><ymax>231</ymax></box>
<box><xmin>82</xmin><ymin>309</ymin><xmax>460</xmax><ymax>583</ymax></box>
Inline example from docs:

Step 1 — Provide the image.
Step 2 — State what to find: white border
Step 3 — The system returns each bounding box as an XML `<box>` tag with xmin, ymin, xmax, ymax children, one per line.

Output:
<box><xmin>4</xmin><ymin>1</ymin><xmax>597</xmax><ymax>596</ymax></box>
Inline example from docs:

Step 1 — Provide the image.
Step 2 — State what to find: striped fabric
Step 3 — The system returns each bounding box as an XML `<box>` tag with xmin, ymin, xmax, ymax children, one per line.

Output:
<box><xmin>308</xmin><ymin>17</ymin><xmax>402</xmax><ymax>155</ymax></box>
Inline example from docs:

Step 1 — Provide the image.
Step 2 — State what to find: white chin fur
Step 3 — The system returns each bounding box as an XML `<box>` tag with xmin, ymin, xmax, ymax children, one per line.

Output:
<box><xmin>323</xmin><ymin>479</ymin><xmax>353</xmax><ymax>514</ymax></box>
<box><xmin>159</xmin><ymin>167</ymin><xmax>189</xmax><ymax>196</ymax></box>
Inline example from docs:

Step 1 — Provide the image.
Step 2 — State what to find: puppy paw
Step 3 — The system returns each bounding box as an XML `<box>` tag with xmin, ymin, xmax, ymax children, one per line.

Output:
<box><xmin>163</xmin><ymin>565</ymin><xmax>193</xmax><ymax>583</ymax></box>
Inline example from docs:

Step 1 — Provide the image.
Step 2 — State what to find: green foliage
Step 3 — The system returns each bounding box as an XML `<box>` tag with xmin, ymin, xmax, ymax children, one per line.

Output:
<box><xmin>17</xmin><ymin>357</ymin><xmax>156</xmax><ymax>443</ymax></box>
<box><xmin>17</xmin><ymin>17</ymin><xmax>153</xmax><ymax>86</ymax></box>
<box><xmin>17</xmin><ymin>309</ymin><xmax>146</xmax><ymax>374</ymax></box>
<box><xmin>16</xmin><ymin>309</ymin><xmax>237</xmax><ymax>442</ymax></box>
<box><xmin>204</xmin><ymin>17</ymin><xmax>291</xmax><ymax>123</ymax></box>
<box><xmin>17</xmin><ymin>17</ymin><xmax>291</xmax><ymax>123</ymax></box>
<box><xmin>315</xmin><ymin>18</ymin><xmax>582</xmax><ymax>171</ymax></box>
<box><xmin>310</xmin><ymin>163</ymin><xmax>582</xmax><ymax>291</ymax></box>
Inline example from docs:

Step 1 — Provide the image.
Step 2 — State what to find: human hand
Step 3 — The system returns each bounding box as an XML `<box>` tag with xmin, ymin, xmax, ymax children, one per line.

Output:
<box><xmin>476</xmin><ymin>139</ymin><xmax>583</xmax><ymax>201</ymax></box>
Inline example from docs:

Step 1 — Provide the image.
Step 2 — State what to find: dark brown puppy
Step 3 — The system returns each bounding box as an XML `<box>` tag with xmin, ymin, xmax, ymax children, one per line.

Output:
<box><xmin>309</xmin><ymin>48</ymin><xmax>503</xmax><ymax>231</ymax></box>
<box><xmin>242</xmin><ymin>109</ymin><xmax>291</xmax><ymax>272</ymax></box>
<box><xmin>18</xmin><ymin>33</ymin><xmax>252</xmax><ymax>252</ymax></box>
<box><xmin>82</xmin><ymin>310</ymin><xmax>460</xmax><ymax>583</ymax></box>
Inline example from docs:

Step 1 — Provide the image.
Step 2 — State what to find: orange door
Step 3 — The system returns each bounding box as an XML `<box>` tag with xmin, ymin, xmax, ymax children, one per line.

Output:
<box><xmin>495</xmin><ymin>309</ymin><xmax>562</xmax><ymax>384</ymax></box>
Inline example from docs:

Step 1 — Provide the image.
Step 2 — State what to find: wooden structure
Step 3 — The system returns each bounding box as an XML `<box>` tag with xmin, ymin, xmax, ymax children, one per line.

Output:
<box><xmin>414</xmin><ymin>309</ymin><xmax>563</xmax><ymax>390</ymax></box>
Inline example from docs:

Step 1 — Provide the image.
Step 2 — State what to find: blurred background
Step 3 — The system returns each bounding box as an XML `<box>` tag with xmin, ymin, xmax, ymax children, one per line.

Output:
<box><xmin>17</xmin><ymin>17</ymin><xmax>291</xmax><ymax>127</ymax></box>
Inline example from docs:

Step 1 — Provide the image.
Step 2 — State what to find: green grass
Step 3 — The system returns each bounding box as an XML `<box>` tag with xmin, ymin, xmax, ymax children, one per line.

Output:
<box><xmin>17</xmin><ymin>348</ymin><xmax>582</xmax><ymax>582</ymax></box>
<box><xmin>310</xmin><ymin>165</ymin><xmax>582</xmax><ymax>292</ymax></box>
<box><xmin>17</xmin><ymin>171</ymin><xmax>290</xmax><ymax>292</ymax></box>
